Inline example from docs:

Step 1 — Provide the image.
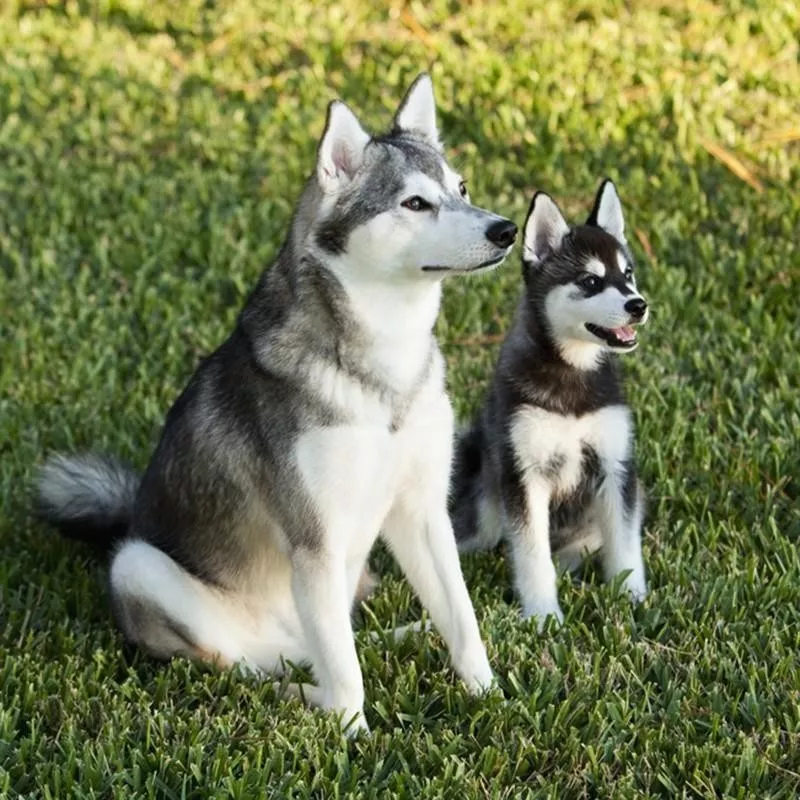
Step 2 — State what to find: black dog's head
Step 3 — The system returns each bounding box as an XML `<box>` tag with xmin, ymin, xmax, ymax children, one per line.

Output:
<box><xmin>521</xmin><ymin>180</ymin><xmax>649</xmax><ymax>366</ymax></box>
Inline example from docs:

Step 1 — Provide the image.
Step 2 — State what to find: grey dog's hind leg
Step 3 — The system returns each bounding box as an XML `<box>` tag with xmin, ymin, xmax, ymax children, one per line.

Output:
<box><xmin>109</xmin><ymin>539</ymin><xmax>300</xmax><ymax>674</ymax></box>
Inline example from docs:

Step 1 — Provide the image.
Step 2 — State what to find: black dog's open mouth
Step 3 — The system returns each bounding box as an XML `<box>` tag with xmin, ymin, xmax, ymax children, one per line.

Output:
<box><xmin>421</xmin><ymin>253</ymin><xmax>508</xmax><ymax>273</ymax></box>
<box><xmin>585</xmin><ymin>323</ymin><xmax>638</xmax><ymax>349</ymax></box>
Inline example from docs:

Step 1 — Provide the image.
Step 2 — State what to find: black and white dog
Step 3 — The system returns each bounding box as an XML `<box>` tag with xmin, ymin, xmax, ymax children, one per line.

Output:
<box><xmin>451</xmin><ymin>180</ymin><xmax>648</xmax><ymax>626</ymax></box>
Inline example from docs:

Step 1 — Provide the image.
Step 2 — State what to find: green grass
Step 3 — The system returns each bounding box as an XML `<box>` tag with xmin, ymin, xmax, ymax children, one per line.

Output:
<box><xmin>1</xmin><ymin>0</ymin><xmax>799</xmax><ymax>796</ymax></box>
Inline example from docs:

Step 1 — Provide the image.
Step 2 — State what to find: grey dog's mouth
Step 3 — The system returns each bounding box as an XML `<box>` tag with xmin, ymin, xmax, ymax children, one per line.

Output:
<box><xmin>421</xmin><ymin>253</ymin><xmax>508</xmax><ymax>273</ymax></box>
<box><xmin>585</xmin><ymin>323</ymin><xmax>639</xmax><ymax>350</ymax></box>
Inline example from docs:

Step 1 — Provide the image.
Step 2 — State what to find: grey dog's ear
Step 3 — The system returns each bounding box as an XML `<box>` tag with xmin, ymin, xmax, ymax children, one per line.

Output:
<box><xmin>317</xmin><ymin>100</ymin><xmax>371</xmax><ymax>192</ymax></box>
<box><xmin>393</xmin><ymin>73</ymin><xmax>441</xmax><ymax>150</ymax></box>
<box><xmin>587</xmin><ymin>179</ymin><xmax>626</xmax><ymax>243</ymax></box>
<box><xmin>523</xmin><ymin>192</ymin><xmax>570</xmax><ymax>266</ymax></box>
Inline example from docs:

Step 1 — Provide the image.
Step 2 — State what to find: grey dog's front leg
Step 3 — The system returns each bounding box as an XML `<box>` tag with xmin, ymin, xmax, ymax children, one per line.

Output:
<box><xmin>382</xmin><ymin>501</ymin><xmax>493</xmax><ymax>693</ymax></box>
<box><xmin>291</xmin><ymin>547</ymin><xmax>368</xmax><ymax>734</ymax></box>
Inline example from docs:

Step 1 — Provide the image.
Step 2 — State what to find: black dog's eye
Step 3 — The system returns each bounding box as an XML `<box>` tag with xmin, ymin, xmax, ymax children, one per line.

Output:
<box><xmin>625</xmin><ymin>267</ymin><xmax>634</xmax><ymax>281</ymax></box>
<box><xmin>579</xmin><ymin>274</ymin><xmax>602</xmax><ymax>293</ymax></box>
<box><xmin>458</xmin><ymin>181</ymin><xmax>468</xmax><ymax>197</ymax></box>
<box><xmin>401</xmin><ymin>196</ymin><xmax>432</xmax><ymax>212</ymax></box>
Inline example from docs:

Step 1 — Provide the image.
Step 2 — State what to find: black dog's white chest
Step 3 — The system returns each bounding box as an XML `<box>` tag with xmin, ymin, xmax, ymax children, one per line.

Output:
<box><xmin>509</xmin><ymin>404</ymin><xmax>633</xmax><ymax>500</ymax></box>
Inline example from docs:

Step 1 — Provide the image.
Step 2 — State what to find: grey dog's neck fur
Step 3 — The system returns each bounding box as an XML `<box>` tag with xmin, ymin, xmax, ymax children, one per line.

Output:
<box><xmin>237</xmin><ymin>154</ymin><xmax>437</xmax><ymax>424</ymax></box>
<box><xmin>241</xmin><ymin>238</ymin><xmax>357</xmax><ymax>357</ymax></box>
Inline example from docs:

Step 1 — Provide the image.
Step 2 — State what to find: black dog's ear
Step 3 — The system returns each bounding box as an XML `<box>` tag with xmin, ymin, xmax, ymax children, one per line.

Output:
<box><xmin>523</xmin><ymin>191</ymin><xmax>569</xmax><ymax>269</ymax></box>
<box><xmin>587</xmin><ymin>178</ymin><xmax>626</xmax><ymax>243</ymax></box>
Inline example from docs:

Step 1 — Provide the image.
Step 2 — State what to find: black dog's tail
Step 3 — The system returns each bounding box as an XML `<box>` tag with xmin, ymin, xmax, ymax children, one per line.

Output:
<box><xmin>449</xmin><ymin>424</ymin><xmax>485</xmax><ymax>549</ymax></box>
<box><xmin>35</xmin><ymin>453</ymin><xmax>140</xmax><ymax>549</ymax></box>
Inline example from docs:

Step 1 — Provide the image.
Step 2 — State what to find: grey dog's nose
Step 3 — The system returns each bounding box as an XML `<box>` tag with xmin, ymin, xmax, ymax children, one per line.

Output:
<box><xmin>625</xmin><ymin>298</ymin><xmax>648</xmax><ymax>319</ymax></box>
<box><xmin>485</xmin><ymin>219</ymin><xmax>518</xmax><ymax>248</ymax></box>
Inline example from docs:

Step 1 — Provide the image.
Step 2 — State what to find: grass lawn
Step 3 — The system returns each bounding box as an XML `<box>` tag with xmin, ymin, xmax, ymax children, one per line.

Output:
<box><xmin>2</xmin><ymin>0</ymin><xmax>799</xmax><ymax>796</ymax></box>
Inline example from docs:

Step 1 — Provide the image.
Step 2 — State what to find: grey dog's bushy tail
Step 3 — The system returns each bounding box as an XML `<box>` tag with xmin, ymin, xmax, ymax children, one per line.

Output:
<box><xmin>35</xmin><ymin>453</ymin><xmax>140</xmax><ymax>548</ymax></box>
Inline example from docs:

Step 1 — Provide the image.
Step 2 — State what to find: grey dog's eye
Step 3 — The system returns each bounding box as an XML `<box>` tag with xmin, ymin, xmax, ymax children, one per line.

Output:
<box><xmin>401</xmin><ymin>196</ymin><xmax>432</xmax><ymax>212</ymax></box>
<box><xmin>459</xmin><ymin>181</ymin><xmax>468</xmax><ymax>197</ymax></box>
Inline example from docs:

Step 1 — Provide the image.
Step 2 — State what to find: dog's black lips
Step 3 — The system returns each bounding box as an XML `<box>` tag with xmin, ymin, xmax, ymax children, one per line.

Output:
<box><xmin>585</xmin><ymin>323</ymin><xmax>637</xmax><ymax>349</ymax></box>
<box><xmin>421</xmin><ymin>253</ymin><xmax>507</xmax><ymax>273</ymax></box>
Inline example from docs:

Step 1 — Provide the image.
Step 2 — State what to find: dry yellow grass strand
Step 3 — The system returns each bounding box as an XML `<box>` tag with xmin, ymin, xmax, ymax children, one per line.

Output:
<box><xmin>635</xmin><ymin>228</ymin><xmax>656</xmax><ymax>264</ymax></box>
<box><xmin>700</xmin><ymin>138</ymin><xmax>765</xmax><ymax>193</ymax></box>
<box><xmin>754</xmin><ymin>128</ymin><xmax>800</xmax><ymax>146</ymax></box>
<box><xmin>399</xmin><ymin>4</ymin><xmax>436</xmax><ymax>49</ymax></box>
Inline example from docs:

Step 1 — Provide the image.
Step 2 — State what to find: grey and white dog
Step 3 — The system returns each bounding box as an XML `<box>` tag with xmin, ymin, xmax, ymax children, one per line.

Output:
<box><xmin>36</xmin><ymin>74</ymin><xmax>518</xmax><ymax>732</ymax></box>
<box><xmin>451</xmin><ymin>180</ymin><xmax>648</xmax><ymax>627</ymax></box>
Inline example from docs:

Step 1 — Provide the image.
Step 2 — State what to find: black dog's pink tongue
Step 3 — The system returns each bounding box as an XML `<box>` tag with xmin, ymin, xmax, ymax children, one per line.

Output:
<box><xmin>612</xmin><ymin>325</ymin><xmax>636</xmax><ymax>343</ymax></box>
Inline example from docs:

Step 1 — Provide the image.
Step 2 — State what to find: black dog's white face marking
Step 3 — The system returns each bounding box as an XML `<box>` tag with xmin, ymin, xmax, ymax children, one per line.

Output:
<box><xmin>547</xmin><ymin>241</ymin><xmax>647</xmax><ymax>352</ymax></box>
<box><xmin>522</xmin><ymin>181</ymin><xmax>648</xmax><ymax>368</ymax></box>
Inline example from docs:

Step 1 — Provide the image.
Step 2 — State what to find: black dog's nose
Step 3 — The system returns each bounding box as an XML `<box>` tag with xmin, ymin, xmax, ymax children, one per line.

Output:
<box><xmin>485</xmin><ymin>219</ymin><xmax>518</xmax><ymax>248</ymax></box>
<box><xmin>625</xmin><ymin>298</ymin><xmax>648</xmax><ymax>318</ymax></box>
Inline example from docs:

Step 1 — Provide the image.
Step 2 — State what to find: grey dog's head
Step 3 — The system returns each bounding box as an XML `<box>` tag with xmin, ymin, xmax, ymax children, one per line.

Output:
<box><xmin>291</xmin><ymin>74</ymin><xmax>517</xmax><ymax>282</ymax></box>
<box><xmin>521</xmin><ymin>180</ymin><xmax>649</xmax><ymax>368</ymax></box>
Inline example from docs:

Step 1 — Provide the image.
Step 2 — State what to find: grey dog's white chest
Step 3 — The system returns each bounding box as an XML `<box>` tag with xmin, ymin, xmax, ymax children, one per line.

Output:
<box><xmin>509</xmin><ymin>404</ymin><xmax>632</xmax><ymax>497</ymax></box>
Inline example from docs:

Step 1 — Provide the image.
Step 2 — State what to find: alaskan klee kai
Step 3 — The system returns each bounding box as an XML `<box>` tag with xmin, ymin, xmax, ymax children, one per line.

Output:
<box><xmin>451</xmin><ymin>180</ymin><xmax>648</xmax><ymax>627</ymax></box>
<box><xmin>37</xmin><ymin>74</ymin><xmax>518</xmax><ymax>732</ymax></box>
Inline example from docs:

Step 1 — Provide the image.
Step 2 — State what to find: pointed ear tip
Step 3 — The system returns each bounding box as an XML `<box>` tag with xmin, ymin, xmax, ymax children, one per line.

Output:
<box><xmin>324</xmin><ymin>100</ymin><xmax>344</xmax><ymax>125</ymax></box>
<box><xmin>328</xmin><ymin>99</ymin><xmax>352</xmax><ymax>117</ymax></box>
<box><xmin>525</xmin><ymin>192</ymin><xmax>568</xmax><ymax>241</ymax></box>
<box><xmin>405</xmin><ymin>72</ymin><xmax>435</xmax><ymax>104</ymax></box>
<box><xmin>600</xmin><ymin>178</ymin><xmax>619</xmax><ymax>196</ymax></box>
<box><xmin>324</xmin><ymin>100</ymin><xmax>370</xmax><ymax>140</ymax></box>
<box><xmin>527</xmin><ymin>191</ymin><xmax>556</xmax><ymax>214</ymax></box>
<box><xmin>523</xmin><ymin>192</ymin><xmax>541</xmax><ymax>223</ymax></box>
